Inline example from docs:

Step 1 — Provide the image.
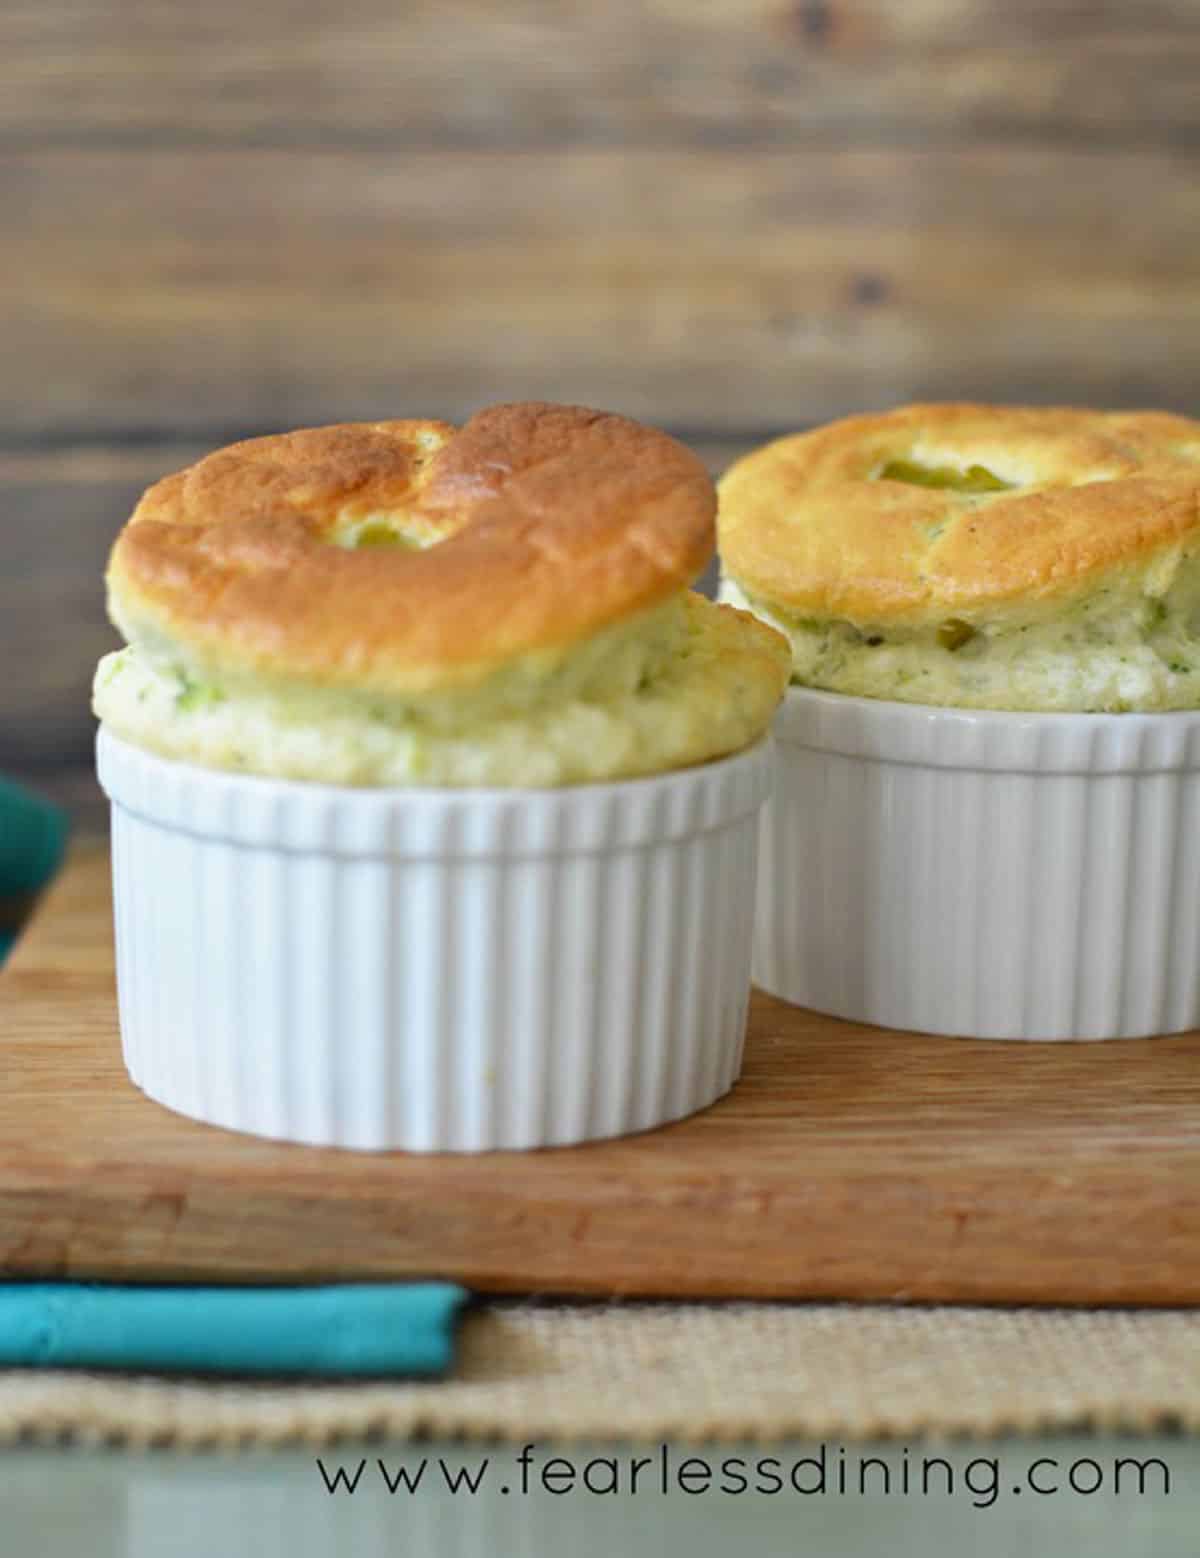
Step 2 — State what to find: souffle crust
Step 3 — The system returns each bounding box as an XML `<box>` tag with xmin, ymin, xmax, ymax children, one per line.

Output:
<box><xmin>718</xmin><ymin>403</ymin><xmax>1200</xmax><ymax>712</ymax></box>
<box><xmin>95</xmin><ymin>403</ymin><xmax>791</xmax><ymax>786</ymax></box>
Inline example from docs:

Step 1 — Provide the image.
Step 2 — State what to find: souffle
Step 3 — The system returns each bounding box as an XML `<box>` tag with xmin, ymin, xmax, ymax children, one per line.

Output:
<box><xmin>718</xmin><ymin>403</ymin><xmax>1200</xmax><ymax>712</ymax></box>
<box><xmin>94</xmin><ymin>403</ymin><xmax>789</xmax><ymax>785</ymax></box>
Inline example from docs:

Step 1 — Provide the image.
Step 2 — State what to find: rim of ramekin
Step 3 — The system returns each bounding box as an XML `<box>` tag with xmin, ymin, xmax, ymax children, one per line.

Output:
<box><xmin>96</xmin><ymin>725</ymin><xmax>773</xmax><ymax>857</ymax></box>
<box><xmin>773</xmin><ymin>683</ymin><xmax>1200</xmax><ymax>775</ymax></box>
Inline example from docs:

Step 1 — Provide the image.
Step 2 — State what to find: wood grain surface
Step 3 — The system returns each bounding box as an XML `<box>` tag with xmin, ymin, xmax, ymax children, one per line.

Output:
<box><xmin>2</xmin><ymin>842</ymin><xmax>1198</xmax><ymax>1303</ymax></box>
<box><xmin>8</xmin><ymin>0</ymin><xmax>1200</xmax><ymax>451</ymax></box>
<box><xmin>5</xmin><ymin>0</ymin><xmax>1197</xmax><ymax>146</ymax></box>
<box><xmin>8</xmin><ymin>144</ymin><xmax>1199</xmax><ymax>443</ymax></box>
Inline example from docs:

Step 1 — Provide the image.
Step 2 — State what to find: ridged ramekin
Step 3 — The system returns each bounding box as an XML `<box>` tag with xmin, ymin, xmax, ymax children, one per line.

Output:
<box><xmin>755</xmin><ymin>687</ymin><xmax>1200</xmax><ymax>1040</ymax></box>
<box><xmin>96</xmin><ymin>728</ymin><xmax>771</xmax><ymax>1150</ymax></box>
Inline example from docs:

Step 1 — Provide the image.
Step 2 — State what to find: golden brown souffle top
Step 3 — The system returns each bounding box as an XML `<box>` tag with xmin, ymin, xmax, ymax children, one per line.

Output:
<box><xmin>107</xmin><ymin>402</ymin><xmax>717</xmax><ymax>697</ymax></box>
<box><xmin>719</xmin><ymin>403</ymin><xmax>1200</xmax><ymax>627</ymax></box>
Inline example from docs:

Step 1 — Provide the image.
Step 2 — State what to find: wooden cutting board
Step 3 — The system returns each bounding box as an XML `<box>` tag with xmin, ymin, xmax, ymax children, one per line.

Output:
<box><xmin>2</xmin><ymin>841</ymin><xmax>1198</xmax><ymax>1303</ymax></box>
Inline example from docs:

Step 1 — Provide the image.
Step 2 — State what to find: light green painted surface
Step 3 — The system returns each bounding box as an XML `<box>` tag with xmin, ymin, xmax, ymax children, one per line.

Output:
<box><xmin>0</xmin><ymin>1436</ymin><xmax>1193</xmax><ymax>1556</ymax></box>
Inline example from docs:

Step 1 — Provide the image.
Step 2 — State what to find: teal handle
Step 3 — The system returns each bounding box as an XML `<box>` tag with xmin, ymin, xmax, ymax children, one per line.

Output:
<box><xmin>0</xmin><ymin>777</ymin><xmax>68</xmax><ymax>898</ymax></box>
<box><xmin>0</xmin><ymin>1282</ymin><xmax>470</xmax><ymax>1377</ymax></box>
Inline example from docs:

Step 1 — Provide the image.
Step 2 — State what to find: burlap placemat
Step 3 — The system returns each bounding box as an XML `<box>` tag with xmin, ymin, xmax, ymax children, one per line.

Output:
<box><xmin>1</xmin><ymin>1302</ymin><xmax>1197</xmax><ymax>1448</ymax></box>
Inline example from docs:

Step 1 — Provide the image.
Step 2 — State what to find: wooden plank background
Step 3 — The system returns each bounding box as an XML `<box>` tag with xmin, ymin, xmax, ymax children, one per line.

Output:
<box><xmin>4</xmin><ymin>0</ymin><xmax>1199</xmax><ymax>823</ymax></box>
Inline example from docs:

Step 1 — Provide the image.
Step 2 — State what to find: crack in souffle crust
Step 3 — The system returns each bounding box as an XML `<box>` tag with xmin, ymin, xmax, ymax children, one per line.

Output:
<box><xmin>718</xmin><ymin>403</ymin><xmax>1200</xmax><ymax>627</ymax></box>
<box><xmin>107</xmin><ymin>402</ymin><xmax>718</xmax><ymax>697</ymax></box>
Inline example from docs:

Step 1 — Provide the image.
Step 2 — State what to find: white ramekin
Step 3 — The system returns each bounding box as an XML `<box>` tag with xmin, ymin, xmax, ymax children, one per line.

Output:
<box><xmin>756</xmin><ymin>687</ymin><xmax>1200</xmax><ymax>1040</ymax></box>
<box><xmin>96</xmin><ymin>728</ymin><xmax>771</xmax><ymax>1151</ymax></box>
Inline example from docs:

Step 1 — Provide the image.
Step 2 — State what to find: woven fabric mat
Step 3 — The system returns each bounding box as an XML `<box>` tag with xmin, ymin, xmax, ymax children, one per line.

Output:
<box><xmin>1</xmin><ymin>1302</ymin><xmax>1198</xmax><ymax>1448</ymax></box>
